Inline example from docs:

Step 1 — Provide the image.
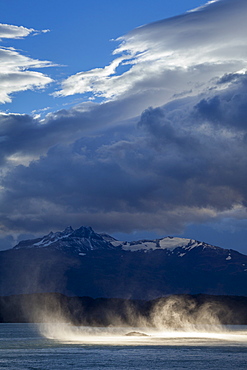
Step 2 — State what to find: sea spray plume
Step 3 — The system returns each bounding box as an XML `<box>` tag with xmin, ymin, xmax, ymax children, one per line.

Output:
<box><xmin>36</xmin><ymin>295</ymin><xmax>232</xmax><ymax>343</ymax></box>
<box><xmin>37</xmin><ymin>295</ymin><xmax>228</xmax><ymax>327</ymax></box>
<box><xmin>59</xmin><ymin>297</ymin><xmax>150</xmax><ymax>328</ymax></box>
<box><xmin>34</xmin><ymin>296</ymin><xmax>154</xmax><ymax>342</ymax></box>
<box><xmin>24</xmin><ymin>295</ymin><xmax>148</xmax><ymax>337</ymax></box>
<box><xmin>150</xmin><ymin>296</ymin><xmax>228</xmax><ymax>331</ymax></box>
<box><xmin>32</xmin><ymin>295</ymin><xmax>153</xmax><ymax>341</ymax></box>
<box><xmin>11</xmin><ymin>293</ymin><xmax>241</xmax><ymax>343</ymax></box>
<box><xmin>35</xmin><ymin>296</ymin><xmax>150</xmax><ymax>341</ymax></box>
<box><xmin>21</xmin><ymin>293</ymin><xmax>72</xmax><ymax>324</ymax></box>
<box><xmin>23</xmin><ymin>294</ymin><xmax>232</xmax><ymax>330</ymax></box>
<box><xmin>27</xmin><ymin>293</ymin><xmax>78</xmax><ymax>340</ymax></box>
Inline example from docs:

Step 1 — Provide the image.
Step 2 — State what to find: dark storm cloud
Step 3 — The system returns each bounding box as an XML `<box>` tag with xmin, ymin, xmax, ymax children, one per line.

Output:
<box><xmin>1</xmin><ymin>74</ymin><xmax>247</xmax><ymax>235</ymax></box>
<box><xmin>195</xmin><ymin>74</ymin><xmax>247</xmax><ymax>131</ymax></box>
<box><xmin>0</xmin><ymin>102</ymin><xmax>131</xmax><ymax>166</ymax></box>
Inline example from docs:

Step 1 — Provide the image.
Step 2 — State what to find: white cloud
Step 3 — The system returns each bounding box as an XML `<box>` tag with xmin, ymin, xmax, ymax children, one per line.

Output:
<box><xmin>188</xmin><ymin>0</ymin><xmax>220</xmax><ymax>13</ymax></box>
<box><xmin>0</xmin><ymin>23</ymin><xmax>53</xmax><ymax>104</ymax></box>
<box><xmin>56</xmin><ymin>0</ymin><xmax>247</xmax><ymax>116</ymax></box>
<box><xmin>0</xmin><ymin>23</ymin><xmax>50</xmax><ymax>40</ymax></box>
<box><xmin>0</xmin><ymin>23</ymin><xmax>34</xmax><ymax>39</ymax></box>
<box><xmin>54</xmin><ymin>56</ymin><xmax>128</xmax><ymax>98</ymax></box>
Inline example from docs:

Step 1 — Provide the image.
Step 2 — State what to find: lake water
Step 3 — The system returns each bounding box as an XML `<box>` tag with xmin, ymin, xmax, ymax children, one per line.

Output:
<box><xmin>1</xmin><ymin>323</ymin><xmax>247</xmax><ymax>369</ymax></box>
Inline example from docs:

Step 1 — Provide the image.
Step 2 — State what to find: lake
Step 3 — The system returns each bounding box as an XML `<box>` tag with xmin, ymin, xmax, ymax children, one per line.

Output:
<box><xmin>1</xmin><ymin>323</ymin><xmax>247</xmax><ymax>369</ymax></box>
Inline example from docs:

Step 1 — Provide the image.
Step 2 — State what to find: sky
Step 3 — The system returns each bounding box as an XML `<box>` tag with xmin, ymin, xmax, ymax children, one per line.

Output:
<box><xmin>1</xmin><ymin>0</ymin><xmax>247</xmax><ymax>253</ymax></box>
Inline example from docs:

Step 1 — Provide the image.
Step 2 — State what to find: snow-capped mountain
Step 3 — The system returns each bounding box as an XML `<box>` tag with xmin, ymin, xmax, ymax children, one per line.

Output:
<box><xmin>14</xmin><ymin>225</ymin><xmax>223</xmax><ymax>257</ymax></box>
<box><xmin>1</xmin><ymin>226</ymin><xmax>247</xmax><ymax>299</ymax></box>
<box><xmin>14</xmin><ymin>226</ymin><xmax>114</xmax><ymax>253</ymax></box>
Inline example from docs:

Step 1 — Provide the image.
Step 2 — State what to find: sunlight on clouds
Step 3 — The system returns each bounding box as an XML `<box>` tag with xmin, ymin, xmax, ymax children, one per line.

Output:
<box><xmin>0</xmin><ymin>23</ymin><xmax>50</xmax><ymax>40</ymax></box>
<box><xmin>0</xmin><ymin>23</ymin><xmax>34</xmax><ymax>39</ymax></box>
<box><xmin>0</xmin><ymin>70</ymin><xmax>53</xmax><ymax>104</ymax></box>
<box><xmin>188</xmin><ymin>0</ymin><xmax>220</xmax><ymax>13</ymax></box>
<box><xmin>56</xmin><ymin>0</ymin><xmax>247</xmax><ymax>107</ymax></box>
<box><xmin>0</xmin><ymin>23</ymin><xmax>53</xmax><ymax>104</ymax></box>
<box><xmin>219</xmin><ymin>205</ymin><xmax>247</xmax><ymax>221</ymax></box>
<box><xmin>7</xmin><ymin>153</ymin><xmax>40</xmax><ymax>166</ymax></box>
<box><xmin>53</xmin><ymin>56</ymin><xmax>130</xmax><ymax>98</ymax></box>
<box><xmin>0</xmin><ymin>46</ymin><xmax>53</xmax><ymax>72</ymax></box>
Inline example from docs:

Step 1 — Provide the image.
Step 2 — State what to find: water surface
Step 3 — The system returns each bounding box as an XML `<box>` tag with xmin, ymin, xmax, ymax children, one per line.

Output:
<box><xmin>1</xmin><ymin>324</ymin><xmax>247</xmax><ymax>369</ymax></box>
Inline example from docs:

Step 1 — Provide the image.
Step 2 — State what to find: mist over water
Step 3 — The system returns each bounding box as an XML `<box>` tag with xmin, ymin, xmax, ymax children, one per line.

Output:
<box><xmin>39</xmin><ymin>323</ymin><xmax>247</xmax><ymax>346</ymax></box>
<box><xmin>34</xmin><ymin>295</ymin><xmax>247</xmax><ymax>346</ymax></box>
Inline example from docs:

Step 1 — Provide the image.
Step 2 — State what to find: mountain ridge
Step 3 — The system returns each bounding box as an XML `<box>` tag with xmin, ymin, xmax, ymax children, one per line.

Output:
<box><xmin>13</xmin><ymin>225</ymin><xmax>232</xmax><ymax>258</ymax></box>
<box><xmin>1</xmin><ymin>225</ymin><xmax>247</xmax><ymax>299</ymax></box>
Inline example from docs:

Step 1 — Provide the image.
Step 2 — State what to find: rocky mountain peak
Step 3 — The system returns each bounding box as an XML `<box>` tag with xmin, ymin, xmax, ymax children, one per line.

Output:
<box><xmin>13</xmin><ymin>225</ymin><xmax>114</xmax><ymax>253</ymax></box>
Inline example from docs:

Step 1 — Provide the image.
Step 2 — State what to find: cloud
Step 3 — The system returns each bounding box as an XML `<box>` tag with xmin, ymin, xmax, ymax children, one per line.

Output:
<box><xmin>1</xmin><ymin>73</ymin><xmax>247</xmax><ymax>236</ymax></box>
<box><xmin>56</xmin><ymin>0</ymin><xmax>247</xmax><ymax>112</ymax></box>
<box><xmin>53</xmin><ymin>56</ymin><xmax>128</xmax><ymax>99</ymax></box>
<box><xmin>195</xmin><ymin>74</ymin><xmax>247</xmax><ymax>131</ymax></box>
<box><xmin>1</xmin><ymin>0</ymin><xmax>247</xmax><ymax>242</ymax></box>
<box><xmin>0</xmin><ymin>23</ymin><xmax>50</xmax><ymax>40</ymax></box>
<box><xmin>0</xmin><ymin>23</ymin><xmax>34</xmax><ymax>39</ymax></box>
<box><xmin>0</xmin><ymin>23</ymin><xmax>53</xmax><ymax>103</ymax></box>
<box><xmin>0</xmin><ymin>97</ymin><xmax>139</xmax><ymax>167</ymax></box>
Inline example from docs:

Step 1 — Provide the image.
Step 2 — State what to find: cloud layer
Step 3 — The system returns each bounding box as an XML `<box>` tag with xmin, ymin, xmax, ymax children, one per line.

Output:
<box><xmin>1</xmin><ymin>0</ymin><xmax>247</xmax><ymax>246</ymax></box>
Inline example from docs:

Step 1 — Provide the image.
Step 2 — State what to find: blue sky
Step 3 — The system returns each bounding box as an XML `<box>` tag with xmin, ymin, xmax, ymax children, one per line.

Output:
<box><xmin>1</xmin><ymin>0</ymin><xmax>247</xmax><ymax>254</ymax></box>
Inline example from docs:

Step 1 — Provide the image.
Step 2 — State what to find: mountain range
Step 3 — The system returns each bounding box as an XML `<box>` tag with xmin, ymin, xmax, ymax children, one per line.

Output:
<box><xmin>1</xmin><ymin>226</ymin><xmax>247</xmax><ymax>298</ymax></box>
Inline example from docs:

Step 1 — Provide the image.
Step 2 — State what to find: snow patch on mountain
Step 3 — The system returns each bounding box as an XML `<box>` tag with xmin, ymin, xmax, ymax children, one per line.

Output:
<box><xmin>116</xmin><ymin>236</ymin><xmax>218</xmax><ymax>254</ymax></box>
<box><xmin>33</xmin><ymin>226</ymin><xmax>74</xmax><ymax>248</ymax></box>
<box><xmin>120</xmin><ymin>240</ymin><xmax>157</xmax><ymax>251</ymax></box>
<box><xmin>159</xmin><ymin>237</ymin><xmax>192</xmax><ymax>250</ymax></box>
<box><xmin>13</xmin><ymin>225</ymin><xmax>227</xmax><ymax>258</ymax></box>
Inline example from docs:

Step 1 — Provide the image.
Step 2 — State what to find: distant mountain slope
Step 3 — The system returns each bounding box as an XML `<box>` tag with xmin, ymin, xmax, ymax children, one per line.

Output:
<box><xmin>1</xmin><ymin>226</ymin><xmax>247</xmax><ymax>298</ymax></box>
